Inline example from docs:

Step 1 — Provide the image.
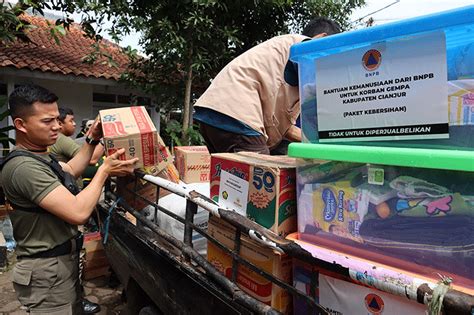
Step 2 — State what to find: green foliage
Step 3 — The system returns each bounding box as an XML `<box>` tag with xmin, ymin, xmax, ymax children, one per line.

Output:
<box><xmin>0</xmin><ymin>0</ymin><xmax>365</xmax><ymax>144</ymax></box>
<box><xmin>0</xmin><ymin>96</ymin><xmax>16</xmax><ymax>156</ymax></box>
<box><xmin>105</xmin><ymin>0</ymin><xmax>366</xmax><ymax>117</ymax></box>
<box><xmin>161</xmin><ymin>119</ymin><xmax>204</xmax><ymax>148</ymax></box>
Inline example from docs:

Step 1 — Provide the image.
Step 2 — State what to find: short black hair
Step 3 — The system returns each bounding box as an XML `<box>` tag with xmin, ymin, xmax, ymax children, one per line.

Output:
<box><xmin>302</xmin><ymin>17</ymin><xmax>341</xmax><ymax>37</ymax></box>
<box><xmin>9</xmin><ymin>84</ymin><xmax>58</xmax><ymax>119</ymax></box>
<box><xmin>58</xmin><ymin>107</ymin><xmax>74</xmax><ymax>122</ymax></box>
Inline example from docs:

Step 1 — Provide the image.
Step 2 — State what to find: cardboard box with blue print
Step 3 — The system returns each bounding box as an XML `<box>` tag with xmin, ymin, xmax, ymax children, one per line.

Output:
<box><xmin>100</xmin><ymin>106</ymin><xmax>180</xmax><ymax>210</ymax></box>
<box><xmin>100</xmin><ymin>106</ymin><xmax>172</xmax><ymax>173</ymax></box>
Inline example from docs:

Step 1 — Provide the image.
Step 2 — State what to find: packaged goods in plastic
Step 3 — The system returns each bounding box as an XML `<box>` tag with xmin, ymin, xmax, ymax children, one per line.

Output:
<box><xmin>144</xmin><ymin>182</ymin><xmax>209</xmax><ymax>255</ymax></box>
<box><xmin>290</xmin><ymin>144</ymin><xmax>474</xmax><ymax>291</ymax></box>
<box><xmin>290</xmin><ymin>5</ymin><xmax>474</xmax><ymax>150</ymax></box>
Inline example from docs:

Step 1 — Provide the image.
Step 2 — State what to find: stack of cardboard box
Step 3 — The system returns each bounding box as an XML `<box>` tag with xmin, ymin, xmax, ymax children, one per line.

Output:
<box><xmin>100</xmin><ymin>106</ymin><xmax>180</xmax><ymax>211</ymax></box>
<box><xmin>83</xmin><ymin>232</ymin><xmax>110</xmax><ymax>280</ymax></box>
<box><xmin>208</xmin><ymin>216</ymin><xmax>292</xmax><ymax>313</ymax></box>
<box><xmin>207</xmin><ymin>152</ymin><xmax>316</xmax><ymax>314</ymax></box>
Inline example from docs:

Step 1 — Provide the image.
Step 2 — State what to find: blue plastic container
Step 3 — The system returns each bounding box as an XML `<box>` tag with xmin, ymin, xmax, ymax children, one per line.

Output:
<box><xmin>290</xmin><ymin>5</ymin><xmax>474</xmax><ymax>150</ymax></box>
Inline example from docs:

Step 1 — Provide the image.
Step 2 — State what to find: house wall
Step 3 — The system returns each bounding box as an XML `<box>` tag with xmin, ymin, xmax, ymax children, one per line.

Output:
<box><xmin>0</xmin><ymin>72</ymin><xmax>159</xmax><ymax>139</ymax></box>
<box><xmin>37</xmin><ymin>79</ymin><xmax>94</xmax><ymax>128</ymax></box>
<box><xmin>0</xmin><ymin>74</ymin><xmax>93</xmax><ymax>137</ymax></box>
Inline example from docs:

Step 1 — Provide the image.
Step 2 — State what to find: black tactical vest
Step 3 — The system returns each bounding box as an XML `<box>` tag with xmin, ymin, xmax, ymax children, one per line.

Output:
<box><xmin>1</xmin><ymin>150</ymin><xmax>80</xmax><ymax>213</ymax></box>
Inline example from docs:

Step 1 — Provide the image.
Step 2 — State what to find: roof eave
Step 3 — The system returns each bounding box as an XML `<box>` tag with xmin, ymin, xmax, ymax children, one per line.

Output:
<box><xmin>0</xmin><ymin>66</ymin><xmax>123</xmax><ymax>86</ymax></box>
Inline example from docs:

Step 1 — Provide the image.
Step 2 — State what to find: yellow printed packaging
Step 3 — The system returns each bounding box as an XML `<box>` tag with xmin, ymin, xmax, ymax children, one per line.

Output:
<box><xmin>312</xmin><ymin>179</ymin><xmax>369</xmax><ymax>243</ymax></box>
<box><xmin>210</xmin><ymin>152</ymin><xmax>316</xmax><ymax>237</ymax></box>
<box><xmin>207</xmin><ymin>216</ymin><xmax>292</xmax><ymax>314</ymax></box>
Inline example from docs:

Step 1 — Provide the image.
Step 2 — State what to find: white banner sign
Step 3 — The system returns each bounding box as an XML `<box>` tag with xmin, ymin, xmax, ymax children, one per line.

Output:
<box><xmin>316</xmin><ymin>31</ymin><xmax>448</xmax><ymax>142</ymax></box>
<box><xmin>319</xmin><ymin>274</ymin><xmax>426</xmax><ymax>315</ymax></box>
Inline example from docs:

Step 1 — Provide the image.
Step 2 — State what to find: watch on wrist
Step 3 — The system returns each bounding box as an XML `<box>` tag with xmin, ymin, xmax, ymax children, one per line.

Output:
<box><xmin>85</xmin><ymin>136</ymin><xmax>100</xmax><ymax>145</ymax></box>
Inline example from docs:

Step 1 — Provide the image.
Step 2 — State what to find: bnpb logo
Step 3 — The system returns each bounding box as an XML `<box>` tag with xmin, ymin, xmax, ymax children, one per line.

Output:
<box><xmin>365</xmin><ymin>293</ymin><xmax>384</xmax><ymax>314</ymax></box>
<box><xmin>362</xmin><ymin>49</ymin><xmax>382</xmax><ymax>71</ymax></box>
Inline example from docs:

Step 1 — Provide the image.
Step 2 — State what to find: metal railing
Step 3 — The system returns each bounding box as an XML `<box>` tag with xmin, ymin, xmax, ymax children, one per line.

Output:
<box><xmin>102</xmin><ymin>170</ymin><xmax>474</xmax><ymax>315</ymax></box>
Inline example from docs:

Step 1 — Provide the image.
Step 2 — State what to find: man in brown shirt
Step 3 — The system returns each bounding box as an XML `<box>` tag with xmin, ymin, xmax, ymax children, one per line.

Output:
<box><xmin>194</xmin><ymin>17</ymin><xmax>341</xmax><ymax>154</ymax></box>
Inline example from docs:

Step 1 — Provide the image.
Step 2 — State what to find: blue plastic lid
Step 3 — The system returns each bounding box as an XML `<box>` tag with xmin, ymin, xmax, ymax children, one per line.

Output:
<box><xmin>290</xmin><ymin>5</ymin><xmax>474</xmax><ymax>63</ymax></box>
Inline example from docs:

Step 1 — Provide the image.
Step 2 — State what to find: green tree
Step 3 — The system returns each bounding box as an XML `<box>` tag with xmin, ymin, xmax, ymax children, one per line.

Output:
<box><xmin>1</xmin><ymin>0</ymin><xmax>365</xmax><ymax>144</ymax></box>
<box><xmin>94</xmin><ymin>0</ymin><xmax>365</xmax><ymax>142</ymax></box>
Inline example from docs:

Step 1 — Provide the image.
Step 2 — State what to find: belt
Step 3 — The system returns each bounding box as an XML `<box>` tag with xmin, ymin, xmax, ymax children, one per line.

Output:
<box><xmin>17</xmin><ymin>233</ymin><xmax>84</xmax><ymax>260</ymax></box>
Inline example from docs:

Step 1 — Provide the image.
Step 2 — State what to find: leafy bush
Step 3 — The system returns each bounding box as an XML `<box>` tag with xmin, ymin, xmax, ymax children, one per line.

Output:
<box><xmin>161</xmin><ymin>118</ymin><xmax>204</xmax><ymax>149</ymax></box>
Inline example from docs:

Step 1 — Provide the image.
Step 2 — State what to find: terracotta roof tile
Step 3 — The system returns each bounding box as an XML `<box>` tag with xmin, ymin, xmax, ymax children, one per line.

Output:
<box><xmin>0</xmin><ymin>14</ymin><xmax>130</xmax><ymax>81</ymax></box>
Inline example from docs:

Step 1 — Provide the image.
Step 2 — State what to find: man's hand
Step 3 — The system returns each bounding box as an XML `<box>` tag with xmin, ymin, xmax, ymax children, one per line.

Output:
<box><xmin>40</xmin><ymin>148</ymin><xmax>139</xmax><ymax>225</ymax></box>
<box><xmin>284</xmin><ymin>125</ymin><xmax>302</xmax><ymax>142</ymax></box>
<box><xmin>100</xmin><ymin>148</ymin><xmax>139</xmax><ymax>177</ymax></box>
<box><xmin>86</xmin><ymin>117</ymin><xmax>102</xmax><ymax>141</ymax></box>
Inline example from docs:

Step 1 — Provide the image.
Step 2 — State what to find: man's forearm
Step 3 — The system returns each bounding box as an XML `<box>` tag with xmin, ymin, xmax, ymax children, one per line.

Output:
<box><xmin>67</xmin><ymin>143</ymin><xmax>96</xmax><ymax>177</ymax></box>
<box><xmin>39</xmin><ymin>167</ymin><xmax>109</xmax><ymax>225</ymax></box>
<box><xmin>90</xmin><ymin>143</ymin><xmax>104</xmax><ymax>165</ymax></box>
<box><xmin>285</xmin><ymin>125</ymin><xmax>302</xmax><ymax>142</ymax></box>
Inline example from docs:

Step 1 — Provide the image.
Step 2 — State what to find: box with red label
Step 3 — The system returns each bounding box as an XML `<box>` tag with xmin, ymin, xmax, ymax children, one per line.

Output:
<box><xmin>99</xmin><ymin>106</ymin><xmax>172</xmax><ymax>172</ymax></box>
<box><xmin>174</xmin><ymin>146</ymin><xmax>210</xmax><ymax>183</ymax></box>
<box><xmin>207</xmin><ymin>216</ymin><xmax>292</xmax><ymax>314</ymax></box>
<box><xmin>210</xmin><ymin>152</ymin><xmax>316</xmax><ymax>237</ymax></box>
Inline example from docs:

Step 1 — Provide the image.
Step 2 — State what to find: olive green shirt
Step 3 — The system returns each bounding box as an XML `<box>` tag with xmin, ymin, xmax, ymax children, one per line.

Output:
<box><xmin>1</xmin><ymin>149</ymin><xmax>77</xmax><ymax>256</ymax></box>
<box><xmin>49</xmin><ymin>133</ymin><xmax>81</xmax><ymax>163</ymax></box>
<box><xmin>49</xmin><ymin>133</ymin><xmax>83</xmax><ymax>188</ymax></box>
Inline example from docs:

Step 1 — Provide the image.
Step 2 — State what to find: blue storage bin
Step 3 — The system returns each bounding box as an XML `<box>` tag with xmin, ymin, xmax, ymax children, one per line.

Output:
<box><xmin>290</xmin><ymin>5</ymin><xmax>474</xmax><ymax>150</ymax></box>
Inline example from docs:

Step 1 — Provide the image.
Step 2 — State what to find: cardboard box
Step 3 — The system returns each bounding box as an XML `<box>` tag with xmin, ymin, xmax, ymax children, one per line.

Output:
<box><xmin>293</xmin><ymin>259</ymin><xmax>426</xmax><ymax>315</ymax></box>
<box><xmin>83</xmin><ymin>266</ymin><xmax>110</xmax><ymax>281</ymax></box>
<box><xmin>100</xmin><ymin>106</ymin><xmax>172</xmax><ymax>172</ymax></box>
<box><xmin>0</xmin><ymin>206</ymin><xmax>8</xmax><ymax>220</ymax></box>
<box><xmin>117</xmin><ymin>163</ymin><xmax>180</xmax><ymax>211</ymax></box>
<box><xmin>83</xmin><ymin>232</ymin><xmax>110</xmax><ymax>280</ymax></box>
<box><xmin>210</xmin><ymin>152</ymin><xmax>313</xmax><ymax>237</ymax></box>
<box><xmin>174</xmin><ymin>146</ymin><xmax>210</xmax><ymax>183</ymax></box>
<box><xmin>207</xmin><ymin>216</ymin><xmax>292</xmax><ymax>314</ymax></box>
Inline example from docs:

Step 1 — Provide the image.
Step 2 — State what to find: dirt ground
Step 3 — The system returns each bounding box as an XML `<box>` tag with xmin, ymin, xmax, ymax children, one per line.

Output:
<box><xmin>0</xmin><ymin>253</ymin><xmax>125</xmax><ymax>315</ymax></box>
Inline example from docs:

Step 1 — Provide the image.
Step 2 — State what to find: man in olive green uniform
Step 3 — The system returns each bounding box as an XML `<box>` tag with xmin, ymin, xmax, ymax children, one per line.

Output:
<box><xmin>48</xmin><ymin>109</ymin><xmax>101</xmax><ymax>313</ymax></box>
<box><xmin>2</xmin><ymin>84</ymin><xmax>138</xmax><ymax>314</ymax></box>
<box><xmin>49</xmin><ymin>107</ymin><xmax>81</xmax><ymax>163</ymax></box>
<box><xmin>50</xmin><ymin>107</ymin><xmax>103</xmax><ymax>166</ymax></box>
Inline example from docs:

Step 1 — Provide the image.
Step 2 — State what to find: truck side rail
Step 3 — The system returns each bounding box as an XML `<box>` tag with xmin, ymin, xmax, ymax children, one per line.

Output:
<box><xmin>102</xmin><ymin>170</ymin><xmax>474</xmax><ymax>315</ymax></box>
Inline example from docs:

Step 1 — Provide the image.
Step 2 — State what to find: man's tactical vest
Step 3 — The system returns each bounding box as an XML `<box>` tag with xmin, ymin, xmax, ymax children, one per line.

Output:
<box><xmin>1</xmin><ymin>150</ymin><xmax>80</xmax><ymax>213</ymax></box>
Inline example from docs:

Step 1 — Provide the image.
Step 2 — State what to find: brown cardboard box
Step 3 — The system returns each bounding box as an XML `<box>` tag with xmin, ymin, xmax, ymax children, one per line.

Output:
<box><xmin>100</xmin><ymin>106</ymin><xmax>172</xmax><ymax>173</ymax></box>
<box><xmin>0</xmin><ymin>205</ymin><xmax>8</xmax><ymax>220</ymax></box>
<box><xmin>83</xmin><ymin>232</ymin><xmax>109</xmax><ymax>280</ymax></box>
<box><xmin>207</xmin><ymin>216</ymin><xmax>292</xmax><ymax>314</ymax></box>
<box><xmin>83</xmin><ymin>233</ymin><xmax>107</xmax><ymax>261</ymax></box>
<box><xmin>117</xmin><ymin>162</ymin><xmax>180</xmax><ymax>210</ymax></box>
<box><xmin>83</xmin><ymin>266</ymin><xmax>110</xmax><ymax>281</ymax></box>
<box><xmin>210</xmin><ymin>152</ymin><xmax>315</xmax><ymax>237</ymax></box>
<box><xmin>174</xmin><ymin>146</ymin><xmax>210</xmax><ymax>183</ymax></box>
